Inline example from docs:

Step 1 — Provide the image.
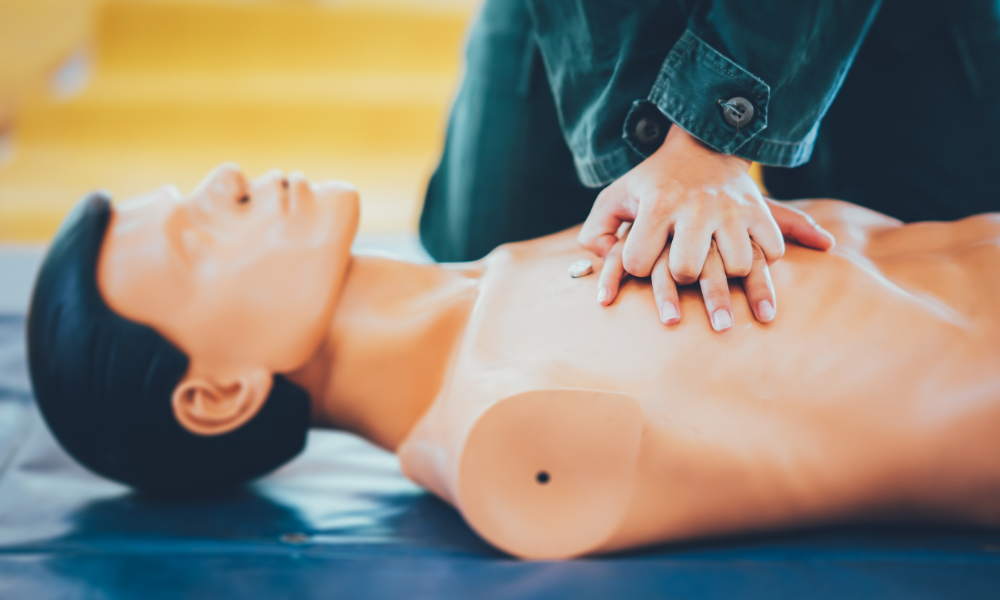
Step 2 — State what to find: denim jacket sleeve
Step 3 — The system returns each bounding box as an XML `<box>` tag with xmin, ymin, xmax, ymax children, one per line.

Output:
<box><xmin>527</xmin><ymin>0</ymin><xmax>883</xmax><ymax>187</ymax></box>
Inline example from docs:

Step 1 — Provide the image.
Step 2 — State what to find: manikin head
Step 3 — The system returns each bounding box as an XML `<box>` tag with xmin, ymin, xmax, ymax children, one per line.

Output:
<box><xmin>27</xmin><ymin>164</ymin><xmax>360</xmax><ymax>493</ymax></box>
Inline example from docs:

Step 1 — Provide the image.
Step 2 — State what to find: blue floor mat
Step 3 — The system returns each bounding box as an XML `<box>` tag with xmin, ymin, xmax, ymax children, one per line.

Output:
<box><xmin>1</xmin><ymin>313</ymin><xmax>999</xmax><ymax>599</ymax></box>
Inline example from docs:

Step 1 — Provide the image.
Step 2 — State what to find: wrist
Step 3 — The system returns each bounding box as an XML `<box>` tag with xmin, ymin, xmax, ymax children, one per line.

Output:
<box><xmin>661</xmin><ymin>125</ymin><xmax>752</xmax><ymax>171</ymax></box>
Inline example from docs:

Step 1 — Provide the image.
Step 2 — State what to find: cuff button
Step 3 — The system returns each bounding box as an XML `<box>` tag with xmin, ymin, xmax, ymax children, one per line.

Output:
<box><xmin>635</xmin><ymin>117</ymin><xmax>663</xmax><ymax>145</ymax></box>
<box><xmin>721</xmin><ymin>97</ymin><xmax>754</xmax><ymax>128</ymax></box>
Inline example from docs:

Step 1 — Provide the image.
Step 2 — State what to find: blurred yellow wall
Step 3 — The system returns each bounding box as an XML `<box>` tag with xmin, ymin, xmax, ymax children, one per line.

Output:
<box><xmin>0</xmin><ymin>0</ymin><xmax>103</xmax><ymax>132</ymax></box>
<box><xmin>0</xmin><ymin>0</ymin><xmax>475</xmax><ymax>242</ymax></box>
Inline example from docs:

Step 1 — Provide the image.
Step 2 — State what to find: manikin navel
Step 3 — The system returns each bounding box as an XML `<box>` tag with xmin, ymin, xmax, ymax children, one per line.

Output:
<box><xmin>98</xmin><ymin>166</ymin><xmax>1000</xmax><ymax>559</ymax></box>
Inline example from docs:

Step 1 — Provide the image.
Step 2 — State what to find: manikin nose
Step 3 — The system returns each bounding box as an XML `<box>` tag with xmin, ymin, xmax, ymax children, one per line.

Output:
<box><xmin>191</xmin><ymin>163</ymin><xmax>250</xmax><ymax>212</ymax></box>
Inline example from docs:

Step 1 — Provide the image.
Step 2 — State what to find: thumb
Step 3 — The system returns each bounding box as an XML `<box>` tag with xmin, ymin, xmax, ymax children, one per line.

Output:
<box><xmin>579</xmin><ymin>181</ymin><xmax>635</xmax><ymax>257</ymax></box>
<box><xmin>766</xmin><ymin>197</ymin><xmax>835</xmax><ymax>251</ymax></box>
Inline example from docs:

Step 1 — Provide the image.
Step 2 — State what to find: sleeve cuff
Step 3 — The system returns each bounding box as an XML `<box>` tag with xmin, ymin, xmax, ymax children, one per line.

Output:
<box><xmin>621</xmin><ymin>30</ymin><xmax>819</xmax><ymax>166</ymax></box>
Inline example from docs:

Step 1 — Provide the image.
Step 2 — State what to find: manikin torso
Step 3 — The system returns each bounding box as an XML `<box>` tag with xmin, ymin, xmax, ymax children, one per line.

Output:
<box><xmin>316</xmin><ymin>199</ymin><xmax>1000</xmax><ymax>560</ymax></box>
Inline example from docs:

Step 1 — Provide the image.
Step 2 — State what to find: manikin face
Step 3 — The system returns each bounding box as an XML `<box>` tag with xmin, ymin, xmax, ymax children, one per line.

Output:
<box><xmin>97</xmin><ymin>163</ymin><xmax>360</xmax><ymax>435</ymax></box>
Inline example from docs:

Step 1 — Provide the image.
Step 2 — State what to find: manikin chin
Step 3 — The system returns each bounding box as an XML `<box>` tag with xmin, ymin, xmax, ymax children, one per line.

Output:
<box><xmin>28</xmin><ymin>163</ymin><xmax>1000</xmax><ymax>560</ymax></box>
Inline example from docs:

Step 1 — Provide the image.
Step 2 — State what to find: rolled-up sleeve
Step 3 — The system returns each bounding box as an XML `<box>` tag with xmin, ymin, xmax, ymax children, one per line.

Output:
<box><xmin>529</xmin><ymin>0</ymin><xmax>883</xmax><ymax>187</ymax></box>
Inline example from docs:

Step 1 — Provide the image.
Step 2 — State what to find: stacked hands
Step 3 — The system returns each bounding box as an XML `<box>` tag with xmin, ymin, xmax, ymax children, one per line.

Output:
<box><xmin>579</xmin><ymin>125</ymin><xmax>836</xmax><ymax>331</ymax></box>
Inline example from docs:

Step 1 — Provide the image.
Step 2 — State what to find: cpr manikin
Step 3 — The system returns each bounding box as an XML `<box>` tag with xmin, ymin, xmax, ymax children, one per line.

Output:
<box><xmin>29</xmin><ymin>164</ymin><xmax>1000</xmax><ymax>559</ymax></box>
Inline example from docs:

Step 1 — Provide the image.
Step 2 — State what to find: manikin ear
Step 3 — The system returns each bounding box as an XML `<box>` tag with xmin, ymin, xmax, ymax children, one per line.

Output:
<box><xmin>171</xmin><ymin>367</ymin><xmax>272</xmax><ymax>436</ymax></box>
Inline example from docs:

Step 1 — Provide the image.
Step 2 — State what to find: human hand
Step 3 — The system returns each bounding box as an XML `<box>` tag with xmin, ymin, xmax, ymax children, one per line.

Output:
<box><xmin>581</xmin><ymin>126</ymin><xmax>835</xmax><ymax>330</ymax></box>
<box><xmin>597</xmin><ymin>205</ymin><xmax>832</xmax><ymax>331</ymax></box>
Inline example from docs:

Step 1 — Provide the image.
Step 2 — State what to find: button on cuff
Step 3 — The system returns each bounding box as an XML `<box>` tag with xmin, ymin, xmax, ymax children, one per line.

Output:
<box><xmin>622</xmin><ymin>100</ymin><xmax>671</xmax><ymax>158</ymax></box>
<box><xmin>646</xmin><ymin>30</ymin><xmax>770</xmax><ymax>156</ymax></box>
<box><xmin>636</xmin><ymin>117</ymin><xmax>662</xmax><ymax>145</ymax></box>
<box><xmin>720</xmin><ymin>97</ymin><xmax>754</xmax><ymax>128</ymax></box>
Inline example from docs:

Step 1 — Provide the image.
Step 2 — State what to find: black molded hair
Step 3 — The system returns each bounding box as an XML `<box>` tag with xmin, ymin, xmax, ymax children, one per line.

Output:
<box><xmin>26</xmin><ymin>192</ymin><xmax>311</xmax><ymax>494</ymax></box>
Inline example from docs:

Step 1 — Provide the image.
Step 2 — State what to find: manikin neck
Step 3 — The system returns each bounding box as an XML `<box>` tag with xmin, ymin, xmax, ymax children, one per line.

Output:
<box><xmin>288</xmin><ymin>255</ymin><xmax>480</xmax><ymax>452</ymax></box>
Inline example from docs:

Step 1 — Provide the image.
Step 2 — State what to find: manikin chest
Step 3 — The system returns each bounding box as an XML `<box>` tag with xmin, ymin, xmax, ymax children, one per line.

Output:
<box><xmin>398</xmin><ymin>216</ymin><xmax>1000</xmax><ymax>558</ymax></box>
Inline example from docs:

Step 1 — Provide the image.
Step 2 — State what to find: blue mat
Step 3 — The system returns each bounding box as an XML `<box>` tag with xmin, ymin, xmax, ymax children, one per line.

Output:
<box><xmin>1</xmin><ymin>313</ymin><xmax>999</xmax><ymax>599</ymax></box>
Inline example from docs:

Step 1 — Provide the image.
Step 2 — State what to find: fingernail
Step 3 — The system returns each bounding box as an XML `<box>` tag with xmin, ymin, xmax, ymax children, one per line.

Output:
<box><xmin>660</xmin><ymin>303</ymin><xmax>679</xmax><ymax>324</ymax></box>
<box><xmin>815</xmin><ymin>224</ymin><xmax>836</xmax><ymax>242</ymax></box>
<box><xmin>757</xmin><ymin>300</ymin><xmax>775</xmax><ymax>322</ymax></box>
<box><xmin>598</xmin><ymin>287</ymin><xmax>609</xmax><ymax>303</ymax></box>
<box><xmin>712</xmin><ymin>309</ymin><xmax>733</xmax><ymax>331</ymax></box>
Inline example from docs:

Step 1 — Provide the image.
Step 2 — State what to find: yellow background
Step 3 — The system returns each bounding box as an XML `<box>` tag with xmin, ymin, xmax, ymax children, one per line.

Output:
<box><xmin>0</xmin><ymin>0</ymin><xmax>475</xmax><ymax>242</ymax></box>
